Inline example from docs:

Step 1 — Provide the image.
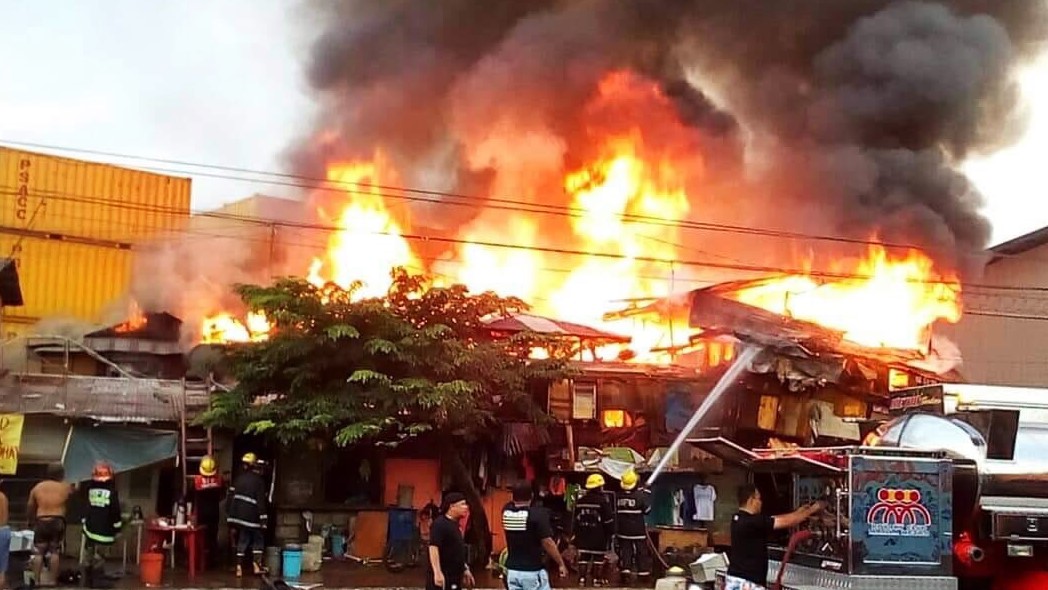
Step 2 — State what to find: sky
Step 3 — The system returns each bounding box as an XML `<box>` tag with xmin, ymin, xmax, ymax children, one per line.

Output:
<box><xmin>1</xmin><ymin>0</ymin><xmax>1046</xmax><ymax>247</ymax></box>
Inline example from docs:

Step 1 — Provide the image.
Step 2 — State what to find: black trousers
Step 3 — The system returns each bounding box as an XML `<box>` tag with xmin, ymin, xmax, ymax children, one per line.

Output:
<box><xmin>426</xmin><ymin>573</ymin><xmax>464</xmax><ymax>590</ymax></box>
<box><xmin>616</xmin><ymin>537</ymin><xmax>652</xmax><ymax>576</ymax></box>
<box><xmin>200</xmin><ymin>516</ymin><xmax>220</xmax><ymax>565</ymax></box>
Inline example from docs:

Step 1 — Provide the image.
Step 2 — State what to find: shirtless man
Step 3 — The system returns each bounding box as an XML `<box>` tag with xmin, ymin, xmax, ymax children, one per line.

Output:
<box><xmin>28</xmin><ymin>465</ymin><xmax>72</xmax><ymax>584</ymax></box>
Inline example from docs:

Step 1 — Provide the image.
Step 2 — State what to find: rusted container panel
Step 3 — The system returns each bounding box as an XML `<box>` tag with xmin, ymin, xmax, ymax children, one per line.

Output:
<box><xmin>0</xmin><ymin>235</ymin><xmax>133</xmax><ymax>323</ymax></box>
<box><xmin>0</xmin><ymin>146</ymin><xmax>191</xmax><ymax>242</ymax></box>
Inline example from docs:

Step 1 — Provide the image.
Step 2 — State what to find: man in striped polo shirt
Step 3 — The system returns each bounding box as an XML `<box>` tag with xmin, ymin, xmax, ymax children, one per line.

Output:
<box><xmin>501</xmin><ymin>483</ymin><xmax>567</xmax><ymax>590</ymax></box>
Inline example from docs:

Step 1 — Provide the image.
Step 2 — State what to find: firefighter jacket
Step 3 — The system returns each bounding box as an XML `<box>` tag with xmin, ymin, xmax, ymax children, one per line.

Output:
<box><xmin>615</xmin><ymin>488</ymin><xmax>652</xmax><ymax>540</ymax></box>
<box><xmin>191</xmin><ymin>474</ymin><xmax>225</xmax><ymax>523</ymax></box>
<box><xmin>83</xmin><ymin>479</ymin><xmax>123</xmax><ymax>545</ymax></box>
<box><xmin>227</xmin><ymin>470</ymin><xmax>268</xmax><ymax>529</ymax></box>
<box><xmin>574</xmin><ymin>489</ymin><xmax>614</xmax><ymax>551</ymax></box>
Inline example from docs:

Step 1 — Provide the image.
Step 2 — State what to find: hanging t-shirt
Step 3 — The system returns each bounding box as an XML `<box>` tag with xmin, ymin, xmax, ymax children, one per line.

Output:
<box><xmin>693</xmin><ymin>484</ymin><xmax>717</xmax><ymax>522</ymax></box>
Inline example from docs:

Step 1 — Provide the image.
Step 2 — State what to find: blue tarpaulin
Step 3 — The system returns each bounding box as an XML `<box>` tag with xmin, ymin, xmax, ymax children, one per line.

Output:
<box><xmin>62</xmin><ymin>425</ymin><xmax>179</xmax><ymax>482</ymax></box>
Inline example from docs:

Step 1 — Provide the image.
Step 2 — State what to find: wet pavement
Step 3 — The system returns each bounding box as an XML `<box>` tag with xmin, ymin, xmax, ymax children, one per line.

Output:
<box><xmin>103</xmin><ymin>560</ymin><xmax>647</xmax><ymax>589</ymax></box>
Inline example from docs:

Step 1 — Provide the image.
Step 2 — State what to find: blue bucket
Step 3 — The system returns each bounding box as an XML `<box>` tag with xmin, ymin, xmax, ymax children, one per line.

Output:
<box><xmin>283</xmin><ymin>546</ymin><xmax>303</xmax><ymax>580</ymax></box>
<box><xmin>330</xmin><ymin>533</ymin><xmax>346</xmax><ymax>557</ymax></box>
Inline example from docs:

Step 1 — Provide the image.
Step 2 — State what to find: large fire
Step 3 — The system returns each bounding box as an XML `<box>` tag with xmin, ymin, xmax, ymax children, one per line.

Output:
<box><xmin>200</xmin><ymin>71</ymin><xmax>962</xmax><ymax>361</ymax></box>
<box><xmin>731</xmin><ymin>246</ymin><xmax>961</xmax><ymax>351</ymax></box>
<box><xmin>201</xmin><ymin>311</ymin><xmax>271</xmax><ymax>345</ymax></box>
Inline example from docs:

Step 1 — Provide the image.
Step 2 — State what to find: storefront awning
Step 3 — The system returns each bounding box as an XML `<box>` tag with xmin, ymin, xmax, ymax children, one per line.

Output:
<box><xmin>62</xmin><ymin>424</ymin><xmax>178</xmax><ymax>482</ymax></box>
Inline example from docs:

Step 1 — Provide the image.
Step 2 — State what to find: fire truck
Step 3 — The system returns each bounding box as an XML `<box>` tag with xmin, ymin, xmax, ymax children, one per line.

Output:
<box><xmin>693</xmin><ymin>384</ymin><xmax>1048</xmax><ymax>590</ymax></box>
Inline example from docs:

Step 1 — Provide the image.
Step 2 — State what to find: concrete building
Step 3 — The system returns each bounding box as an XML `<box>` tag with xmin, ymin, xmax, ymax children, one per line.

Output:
<box><xmin>944</xmin><ymin>226</ymin><xmax>1048</xmax><ymax>386</ymax></box>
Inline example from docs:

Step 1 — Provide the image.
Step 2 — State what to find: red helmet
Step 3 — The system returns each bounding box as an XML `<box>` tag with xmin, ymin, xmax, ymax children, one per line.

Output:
<box><xmin>92</xmin><ymin>461</ymin><xmax>114</xmax><ymax>482</ymax></box>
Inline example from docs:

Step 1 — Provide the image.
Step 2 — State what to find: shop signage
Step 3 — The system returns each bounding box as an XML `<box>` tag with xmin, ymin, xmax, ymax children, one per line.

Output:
<box><xmin>0</xmin><ymin>414</ymin><xmax>25</xmax><ymax>474</ymax></box>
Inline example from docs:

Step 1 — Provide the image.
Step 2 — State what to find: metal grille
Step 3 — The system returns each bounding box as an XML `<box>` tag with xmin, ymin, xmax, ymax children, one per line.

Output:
<box><xmin>768</xmin><ymin>561</ymin><xmax>958</xmax><ymax>590</ymax></box>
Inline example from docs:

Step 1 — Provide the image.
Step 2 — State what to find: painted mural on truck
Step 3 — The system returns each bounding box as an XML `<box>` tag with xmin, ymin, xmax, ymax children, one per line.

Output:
<box><xmin>850</xmin><ymin>456</ymin><xmax>953</xmax><ymax>576</ymax></box>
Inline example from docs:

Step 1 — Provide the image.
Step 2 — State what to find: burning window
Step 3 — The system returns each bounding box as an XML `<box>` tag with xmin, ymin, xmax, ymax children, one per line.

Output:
<box><xmin>601</xmin><ymin>410</ymin><xmax>633</xmax><ymax>429</ymax></box>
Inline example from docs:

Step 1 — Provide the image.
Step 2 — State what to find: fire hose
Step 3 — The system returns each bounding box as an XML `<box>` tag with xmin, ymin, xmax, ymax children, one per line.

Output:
<box><xmin>771</xmin><ymin>529</ymin><xmax>812</xmax><ymax>590</ymax></box>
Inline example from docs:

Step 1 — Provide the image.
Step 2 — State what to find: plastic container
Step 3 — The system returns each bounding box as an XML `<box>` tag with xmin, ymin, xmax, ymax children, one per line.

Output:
<box><xmin>330</xmin><ymin>532</ymin><xmax>345</xmax><ymax>557</ymax></box>
<box><xmin>265</xmin><ymin>546</ymin><xmax>282</xmax><ymax>577</ymax></box>
<box><xmin>387</xmin><ymin>508</ymin><xmax>417</xmax><ymax>543</ymax></box>
<box><xmin>283</xmin><ymin>545</ymin><xmax>303</xmax><ymax>580</ymax></box>
<box><xmin>140</xmin><ymin>552</ymin><xmax>164</xmax><ymax>586</ymax></box>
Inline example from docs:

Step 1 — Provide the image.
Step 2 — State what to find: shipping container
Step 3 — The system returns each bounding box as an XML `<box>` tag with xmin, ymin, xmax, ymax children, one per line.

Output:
<box><xmin>0</xmin><ymin>146</ymin><xmax>191</xmax><ymax>243</ymax></box>
<box><xmin>0</xmin><ymin>234</ymin><xmax>133</xmax><ymax>323</ymax></box>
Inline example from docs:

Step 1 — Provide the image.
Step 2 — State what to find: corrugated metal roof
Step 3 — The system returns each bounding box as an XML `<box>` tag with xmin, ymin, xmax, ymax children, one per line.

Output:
<box><xmin>0</xmin><ymin>374</ymin><xmax>210</xmax><ymax>423</ymax></box>
<box><xmin>989</xmin><ymin>225</ymin><xmax>1048</xmax><ymax>262</ymax></box>
<box><xmin>483</xmin><ymin>313</ymin><xmax>631</xmax><ymax>342</ymax></box>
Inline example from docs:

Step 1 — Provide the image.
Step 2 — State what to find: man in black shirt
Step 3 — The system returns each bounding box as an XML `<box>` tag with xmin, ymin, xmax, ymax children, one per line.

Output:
<box><xmin>727</xmin><ymin>484</ymin><xmax>824</xmax><ymax>588</ymax></box>
<box><xmin>428</xmin><ymin>493</ymin><xmax>474</xmax><ymax>590</ymax></box>
<box><xmin>502</xmin><ymin>483</ymin><xmax>568</xmax><ymax>590</ymax></box>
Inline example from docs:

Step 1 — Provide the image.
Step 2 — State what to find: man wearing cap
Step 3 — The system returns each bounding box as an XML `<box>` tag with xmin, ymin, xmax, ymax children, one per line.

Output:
<box><xmin>615</xmin><ymin>470</ymin><xmax>652</xmax><ymax>585</ymax></box>
<box><xmin>501</xmin><ymin>482</ymin><xmax>567</xmax><ymax>590</ymax></box>
<box><xmin>427</xmin><ymin>493</ymin><xmax>474</xmax><ymax>590</ymax></box>
<box><xmin>227</xmin><ymin>453</ymin><xmax>268</xmax><ymax>577</ymax></box>
<box><xmin>573</xmin><ymin>474</ymin><xmax>614</xmax><ymax>587</ymax></box>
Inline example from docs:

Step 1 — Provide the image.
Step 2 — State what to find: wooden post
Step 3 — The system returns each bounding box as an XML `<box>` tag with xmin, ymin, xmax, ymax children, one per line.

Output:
<box><xmin>180</xmin><ymin>378</ymin><xmax>188</xmax><ymax>498</ymax></box>
<box><xmin>206</xmin><ymin>372</ymin><xmax>215</xmax><ymax>457</ymax></box>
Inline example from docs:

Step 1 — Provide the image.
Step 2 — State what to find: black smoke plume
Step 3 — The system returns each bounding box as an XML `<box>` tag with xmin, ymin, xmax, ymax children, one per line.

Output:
<box><xmin>289</xmin><ymin>0</ymin><xmax>1048</xmax><ymax>274</ymax></box>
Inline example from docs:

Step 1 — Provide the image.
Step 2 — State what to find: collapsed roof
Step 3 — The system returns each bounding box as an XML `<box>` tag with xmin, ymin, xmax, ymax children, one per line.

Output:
<box><xmin>688</xmin><ymin>286</ymin><xmax>959</xmax><ymax>388</ymax></box>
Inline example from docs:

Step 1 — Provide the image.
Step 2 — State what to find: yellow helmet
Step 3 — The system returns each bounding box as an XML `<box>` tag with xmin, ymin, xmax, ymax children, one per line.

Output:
<box><xmin>585</xmin><ymin>473</ymin><xmax>605</xmax><ymax>489</ymax></box>
<box><xmin>241</xmin><ymin>452</ymin><xmax>257</xmax><ymax>466</ymax></box>
<box><xmin>199</xmin><ymin>456</ymin><xmax>217</xmax><ymax>476</ymax></box>
<box><xmin>621</xmin><ymin>470</ymin><xmax>638</xmax><ymax>490</ymax></box>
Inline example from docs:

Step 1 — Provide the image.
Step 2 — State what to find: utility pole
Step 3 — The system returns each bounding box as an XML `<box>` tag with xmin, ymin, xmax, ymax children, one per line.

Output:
<box><xmin>180</xmin><ymin>378</ymin><xmax>188</xmax><ymax>498</ymax></box>
<box><xmin>268</xmin><ymin>223</ymin><xmax>276</xmax><ymax>278</ymax></box>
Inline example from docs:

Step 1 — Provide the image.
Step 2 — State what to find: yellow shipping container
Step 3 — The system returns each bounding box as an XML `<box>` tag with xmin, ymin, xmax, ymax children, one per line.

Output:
<box><xmin>0</xmin><ymin>235</ymin><xmax>133</xmax><ymax>324</ymax></box>
<box><xmin>0</xmin><ymin>146</ymin><xmax>191</xmax><ymax>243</ymax></box>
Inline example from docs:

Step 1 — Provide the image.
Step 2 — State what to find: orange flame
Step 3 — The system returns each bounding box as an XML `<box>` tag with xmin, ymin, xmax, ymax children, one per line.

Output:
<box><xmin>732</xmin><ymin>246</ymin><xmax>961</xmax><ymax>350</ymax></box>
<box><xmin>199</xmin><ymin>71</ymin><xmax>962</xmax><ymax>361</ymax></box>
<box><xmin>114</xmin><ymin>300</ymin><xmax>147</xmax><ymax>333</ymax></box>
<box><xmin>307</xmin><ymin>153</ymin><xmax>419</xmax><ymax>298</ymax></box>
<box><xmin>201</xmin><ymin>311</ymin><xmax>271</xmax><ymax>344</ymax></box>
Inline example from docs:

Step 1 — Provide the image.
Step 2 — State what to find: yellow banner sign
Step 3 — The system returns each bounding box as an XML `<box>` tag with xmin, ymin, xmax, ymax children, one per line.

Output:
<box><xmin>0</xmin><ymin>414</ymin><xmax>25</xmax><ymax>475</ymax></box>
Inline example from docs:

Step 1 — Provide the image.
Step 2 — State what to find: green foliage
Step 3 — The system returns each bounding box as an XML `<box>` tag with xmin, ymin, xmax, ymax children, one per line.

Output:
<box><xmin>199</xmin><ymin>268</ymin><xmax>573</xmax><ymax>446</ymax></box>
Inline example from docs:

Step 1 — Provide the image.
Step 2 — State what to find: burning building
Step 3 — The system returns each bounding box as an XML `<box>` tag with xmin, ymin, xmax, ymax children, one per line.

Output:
<box><xmin>138</xmin><ymin>1</ymin><xmax>1045</xmax><ymax>363</ymax></box>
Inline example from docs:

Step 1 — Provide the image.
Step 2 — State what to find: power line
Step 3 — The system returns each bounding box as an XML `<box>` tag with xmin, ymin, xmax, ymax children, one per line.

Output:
<box><xmin>4</xmin><ymin>185</ymin><xmax>1043</xmax><ymax>298</ymax></box>
<box><xmin>0</xmin><ymin>162</ymin><xmax>1045</xmax><ymax>292</ymax></box>
<box><xmin>0</xmin><ymin>186</ymin><xmax>970</xmax><ymax>288</ymax></box>
<box><xmin>0</xmin><ymin>138</ymin><xmax>1014</xmax><ymax>259</ymax></box>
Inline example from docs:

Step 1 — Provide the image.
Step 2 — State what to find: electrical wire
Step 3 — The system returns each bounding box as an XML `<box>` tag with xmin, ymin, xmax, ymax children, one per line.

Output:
<box><xmin>0</xmin><ymin>185</ymin><xmax>990</xmax><ymax>290</ymax></box>
<box><xmin>0</xmin><ymin>138</ymin><xmax>1028</xmax><ymax>260</ymax></box>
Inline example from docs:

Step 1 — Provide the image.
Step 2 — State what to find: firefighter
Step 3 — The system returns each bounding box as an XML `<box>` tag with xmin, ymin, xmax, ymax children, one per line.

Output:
<box><xmin>82</xmin><ymin>461</ymin><xmax>123</xmax><ymax>589</ymax></box>
<box><xmin>615</xmin><ymin>470</ymin><xmax>652</xmax><ymax>585</ymax></box>
<box><xmin>573</xmin><ymin>474</ymin><xmax>614</xmax><ymax>588</ymax></box>
<box><xmin>227</xmin><ymin>453</ymin><xmax>268</xmax><ymax>578</ymax></box>
<box><xmin>191</xmin><ymin>456</ymin><xmax>225</xmax><ymax>566</ymax></box>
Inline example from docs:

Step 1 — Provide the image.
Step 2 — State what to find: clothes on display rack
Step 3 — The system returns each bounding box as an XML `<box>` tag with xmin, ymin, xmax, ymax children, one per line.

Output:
<box><xmin>692</xmin><ymin>484</ymin><xmax>717</xmax><ymax>522</ymax></box>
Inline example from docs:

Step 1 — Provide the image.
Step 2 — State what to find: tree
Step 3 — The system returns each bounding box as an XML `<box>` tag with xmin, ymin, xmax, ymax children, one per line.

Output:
<box><xmin>201</xmin><ymin>268</ymin><xmax>572</xmax><ymax>561</ymax></box>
